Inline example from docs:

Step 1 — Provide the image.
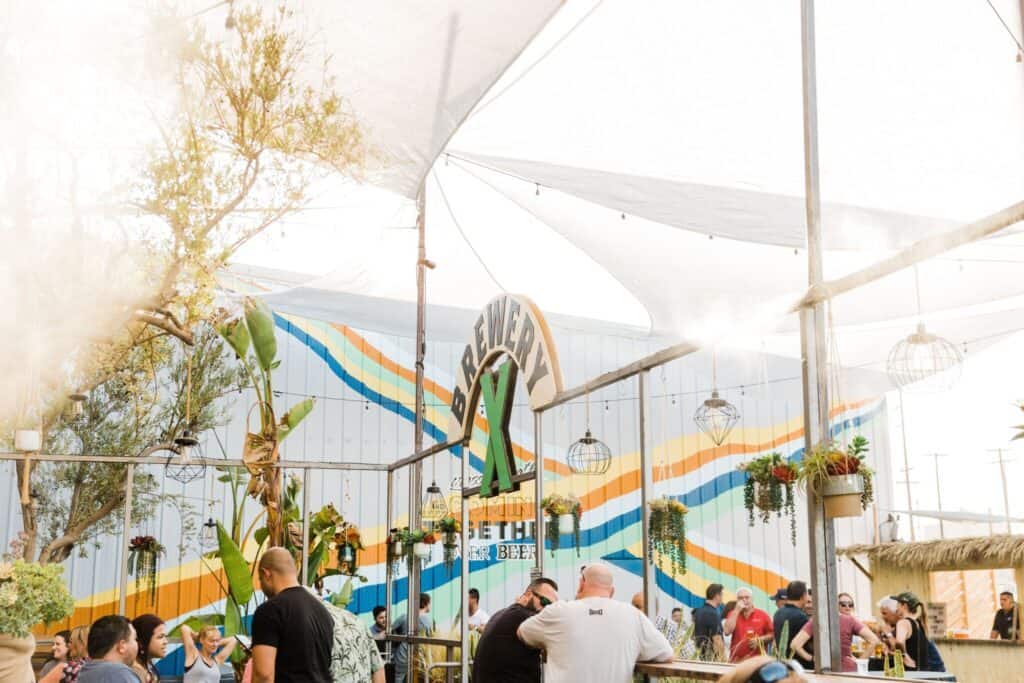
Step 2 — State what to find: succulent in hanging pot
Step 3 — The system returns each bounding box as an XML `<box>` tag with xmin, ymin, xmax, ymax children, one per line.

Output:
<box><xmin>798</xmin><ymin>436</ymin><xmax>874</xmax><ymax>519</ymax></box>
<box><xmin>127</xmin><ymin>536</ymin><xmax>166</xmax><ymax>604</ymax></box>
<box><xmin>541</xmin><ymin>493</ymin><xmax>582</xmax><ymax>557</ymax></box>
<box><xmin>436</xmin><ymin>516</ymin><xmax>461</xmax><ymax>574</ymax></box>
<box><xmin>647</xmin><ymin>497</ymin><xmax>688</xmax><ymax>576</ymax></box>
<box><xmin>738</xmin><ymin>452</ymin><xmax>799</xmax><ymax>545</ymax></box>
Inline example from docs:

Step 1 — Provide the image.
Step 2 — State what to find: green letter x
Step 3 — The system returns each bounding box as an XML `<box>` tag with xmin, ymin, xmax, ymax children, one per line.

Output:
<box><xmin>479</xmin><ymin>360</ymin><xmax>518</xmax><ymax>498</ymax></box>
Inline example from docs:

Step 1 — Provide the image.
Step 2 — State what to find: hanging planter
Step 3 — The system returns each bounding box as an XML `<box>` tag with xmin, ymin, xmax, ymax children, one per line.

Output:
<box><xmin>334</xmin><ymin>524</ymin><xmax>364</xmax><ymax>576</ymax></box>
<box><xmin>436</xmin><ymin>516</ymin><xmax>461</xmax><ymax>574</ymax></box>
<box><xmin>399</xmin><ymin>529</ymin><xmax>436</xmax><ymax>565</ymax></box>
<box><xmin>541</xmin><ymin>494</ymin><xmax>582</xmax><ymax>557</ymax></box>
<box><xmin>738</xmin><ymin>452</ymin><xmax>798</xmax><ymax>545</ymax></box>
<box><xmin>127</xmin><ymin>536</ymin><xmax>166</xmax><ymax>603</ymax></box>
<box><xmin>648</xmin><ymin>497</ymin><xmax>688</xmax><ymax>576</ymax></box>
<box><xmin>387</xmin><ymin>528</ymin><xmax>406</xmax><ymax>575</ymax></box>
<box><xmin>798</xmin><ymin>436</ymin><xmax>874</xmax><ymax>519</ymax></box>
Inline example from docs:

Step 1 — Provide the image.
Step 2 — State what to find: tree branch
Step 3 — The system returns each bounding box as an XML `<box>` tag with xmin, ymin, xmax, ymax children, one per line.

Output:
<box><xmin>133</xmin><ymin>310</ymin><xmax>194</xmax><ymax>345</ymax></box>
<box><xmin>39</xmin><ymin>487</ymin><xmax>125</xmax><ymax>564</ymax></box>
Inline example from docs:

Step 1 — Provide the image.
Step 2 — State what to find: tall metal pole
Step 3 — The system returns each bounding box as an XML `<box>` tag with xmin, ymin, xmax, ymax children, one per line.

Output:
<box><xmin>385</xmin><ymin>469</ymin><xmax>394</xmax><ymax>653</ymax></box>
<box><xmin>799</xmin><ymin>0</ymin><xmax>839</xmax><ymax>671</ymax></box>
<box><xmin>409</xmin><ymin>184</ymin><xmax>427</xmax><ymax>680</ymax></box>
<box><xmin>897</xmin><ymin>391</ymin><xmax>916</xmax><ymax>541</ymax></box>
<box><xmin>301</xmin><ymin>468</ymin><xmax>311</xmax><ymax>585</ymax></box>
<box><xmin>118</xmin><ymin>463</ymin><xmax>135</xmax><ymax>615</ymax></box>
<box><xmin>533</xmin><ymin>413</ymin><xmax>545</xmax><ymax>573</ymax></box>
<box><xmin>460</xmin><ymin>434</ymin><xmax>471</xmax><ymax>683</ymax></box>
<box><xmin>638</xmin><ymin>372</ymin><xmax>656</xmax><ymax>622</ymax></box>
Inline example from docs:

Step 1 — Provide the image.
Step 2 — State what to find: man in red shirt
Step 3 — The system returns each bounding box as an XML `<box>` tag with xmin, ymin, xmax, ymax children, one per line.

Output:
<box><xmin>724</xmin><ymin>587</ymin><xmax>774</xmax><ymax>662</ymax></box>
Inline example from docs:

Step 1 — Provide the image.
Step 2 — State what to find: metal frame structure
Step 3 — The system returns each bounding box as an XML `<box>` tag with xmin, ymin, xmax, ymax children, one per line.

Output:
<box><xmin>7</xmin><ymin>2</ymin><xmax>1024</xmax><ymax>678</ymax></box>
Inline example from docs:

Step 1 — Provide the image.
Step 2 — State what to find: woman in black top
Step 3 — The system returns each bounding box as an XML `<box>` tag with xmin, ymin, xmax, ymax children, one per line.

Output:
<box><xmin>888</xmin><ymin>592</ymin><xmax>927</xmax><ymax>671</ymax></box>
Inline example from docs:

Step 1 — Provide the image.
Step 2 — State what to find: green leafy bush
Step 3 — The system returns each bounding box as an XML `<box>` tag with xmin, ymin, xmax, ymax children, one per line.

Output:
<box><xmin>0</xmin><ymin>561</ymin><xmax>75</xmax><ymax>638</ymax></box>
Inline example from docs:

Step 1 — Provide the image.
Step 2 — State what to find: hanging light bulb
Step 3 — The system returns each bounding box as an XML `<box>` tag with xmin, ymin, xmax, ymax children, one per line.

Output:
<box><xmin>201</xmin><ymin>517</ymin><xmax>218</xmax><ymax>548</ymax></box>
<box><xmin>421</xmin><ymin>481</ymin><xmax>448</xmax><ymax>524</ymax></box>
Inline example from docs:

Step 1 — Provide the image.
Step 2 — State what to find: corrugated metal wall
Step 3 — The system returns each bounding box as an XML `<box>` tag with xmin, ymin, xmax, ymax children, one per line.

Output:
<box><xmin>0</xmin><ymin>307</ymin><xmax>890</xmax><ymax>662</ymax></box>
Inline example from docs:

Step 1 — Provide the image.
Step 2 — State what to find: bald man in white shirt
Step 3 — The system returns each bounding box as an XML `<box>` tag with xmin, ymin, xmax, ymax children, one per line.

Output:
<box><xmin>517</xmin><ymin>563</ymin><xmax>673</xmax><ymax>683</ymax></box>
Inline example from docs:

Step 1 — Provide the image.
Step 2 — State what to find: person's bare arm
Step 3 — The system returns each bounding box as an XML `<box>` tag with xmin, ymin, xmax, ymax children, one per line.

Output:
<box><xmin>180</xmin><ymin>624</ymin><xmax>199</xmax><ymax>668</ymax></box>
<box><xmin>858</xmin><ymin>625</ymin><xmax>880</xmax><ymax>650</ymax></box>
<box><xmin>724</xmin><ymin>609</ymin><xmax>739</xmax><ymax>636</ymax></box>
<box><xmin>372</xmin><ymin>668</ymin><xmax>385</xmax><ymax>683</ymax></box>
<box><xmin>712</xmin><ymin>634</ymin><xmax>725</xmax><ymax>660</ymax></box>
<box><xmin>215</xmin><ymin>637</ymin><xmax>238</xmax><ymax>665</ymax></box>
<box><xmin>39</xmin><ymin>663</ymin><xmax>67</xmax><ymax>683</ymax></box>
<box><xmin>894</xmin><ymin>620</ymin><xmax>916</xmax><ymax>669</ymax></box>
<box><xmin>251</xmin><ymin>644</ymin><xmax>277</xmax><ymax>683</ymax></box>
<box><xmin>789</xmin><ymin>629</ymin><xmax>811</xmax><ymax>661</ymax></box>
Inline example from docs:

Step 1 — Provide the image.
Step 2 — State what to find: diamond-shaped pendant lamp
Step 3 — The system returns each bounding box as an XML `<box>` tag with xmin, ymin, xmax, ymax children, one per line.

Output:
<box><xmin>694</xmin><ymin>391</ymin><xmax>740</xmax><ymax>446</ymax></box>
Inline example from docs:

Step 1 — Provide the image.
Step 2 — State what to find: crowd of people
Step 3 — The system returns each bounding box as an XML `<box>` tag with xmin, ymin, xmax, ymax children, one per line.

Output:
<box><xmin>30</xmin><ymin>548</ymin><xmax>972</xmax><ymax>683</ymax></box>
<box><xmin>670</xmin><ymin>579</ymin><xmax>946</xmax><ymax>674</ymax></box>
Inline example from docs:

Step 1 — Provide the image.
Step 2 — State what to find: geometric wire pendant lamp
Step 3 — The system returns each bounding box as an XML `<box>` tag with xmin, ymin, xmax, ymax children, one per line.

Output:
<box><xmin>693</xmin><ymin>348</ymin><xmax>740</xmax><ymax>446</ymax></box>
<box><xmin>165</xmin><ymin>351</ymin><xmax>207</xmax><ymax>484</ymax></box>
<box><xmin>886</xmin><ymin>266</ymin><xmax>963</xmax><ymax>392</ymax></box>
<box><xmin>567</xmin><ymin>388</ymin><xmax>612</xmax><ymax>475</ymax></box>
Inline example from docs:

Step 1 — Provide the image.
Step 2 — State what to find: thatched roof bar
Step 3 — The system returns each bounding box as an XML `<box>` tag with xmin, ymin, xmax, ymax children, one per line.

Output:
<box><xmin>838</xmin><ymin>535</ymin><xmax>1024</xmax><ymax>571</ymax></box>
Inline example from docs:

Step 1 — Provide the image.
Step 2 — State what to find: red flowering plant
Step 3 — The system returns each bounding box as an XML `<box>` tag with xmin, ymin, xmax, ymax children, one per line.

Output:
<box><xmin>127</xmin><ymin>536</ymin><xmax>166</xmax><ymax>602</ymax></box>
<box><xmin>738</xmin><ymin>452</ymin><xmax>798</xmax><ymax>545</ymax></box>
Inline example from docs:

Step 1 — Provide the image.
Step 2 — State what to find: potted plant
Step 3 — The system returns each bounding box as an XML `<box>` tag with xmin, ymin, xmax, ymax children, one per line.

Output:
<box><xmin>798</xmin><ymin>435</ymin><xmax>875</xmax><ymax>518</ymax></box>
<box><xmin>0</xmin><ymin>561</ymin><xmax>74</xmax><ymax>681</ymax></box>
<box><xmin>436</xmin><ymin>516</ymin><xmax>460</xmax><ymax>574</ymax></box>
<box><xmin>400</xmin><ymin>529</ymin><xmax>436</xmax><ymax>561</ymax></box>
<box><xmin>738</xmin><ymin>452</ymin><xmax>799</xmax><ymax>545</ymax></box>
<box><xmin>127</xmin><ymin>535</ymin><xmax>166</xmax><ymax>603</ymax></box>
<box><xmin>387</xmin><ymin>528</ymin><xmax>406</xmax><ymax>574</ymax></box>
<box><xmin>648</xmin><ymin>497</ymin><xmax>689</xmax><ymax>576</ymax></box>
<box><xmin>335</xmin><ymin>524</ymin><xmax>363</xmax><ymax>576</ymax></box>
<box><xmin>541</xmin><ymin>493</ymin><xmax>582</xmax><ymax>556</ymax></box>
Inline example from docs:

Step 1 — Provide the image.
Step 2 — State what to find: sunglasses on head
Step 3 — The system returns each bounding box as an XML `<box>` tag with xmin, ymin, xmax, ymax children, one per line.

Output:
<box><xmin>751</xmin><ymin>659</ymin><xmax>804</xmax><ymax>683</ymax></box>
<box><xmin>839</xmin><ymin>601</ymin><xmax>855</xmax><ymax>608</ymax></box>
<box><xmin>536</xmin><ymin>595</ymin><xmax>552</xmax><ymax>607</ymax></box>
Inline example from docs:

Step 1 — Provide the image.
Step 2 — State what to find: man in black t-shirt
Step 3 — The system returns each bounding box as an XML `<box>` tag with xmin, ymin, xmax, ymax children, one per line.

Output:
<box><xmin>472</xmin><ymin>577</ymin><xmax>560</xmax><ymax>683</ymax></box>
<box><xmin>773</xmin><ymin>580</ymin><xmax>811</xmax><ymax>668</ymax></box>
<box><xmin>251</xmin><ymin>547</ymin><xmax>335</xmax><ymax>683</ymax></box>
<box><xmin>692</xmin><ymin>583</ymin><xmax>725</xmax><ymax>660</ymax></box>
<box><xmin>992</xmin><ymin>591</ymin><xmax>1021</xmax><ymax>640</ymax></box>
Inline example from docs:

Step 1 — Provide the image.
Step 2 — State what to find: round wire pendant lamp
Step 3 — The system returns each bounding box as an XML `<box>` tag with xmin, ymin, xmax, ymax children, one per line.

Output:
<box><xmin>421</xmin><ymin>480</ymin><xmax>449</xmax><ymax>522</ymax></box>
<box><xmin>694</xmin><ymin>390</ymin><xmax>740</xmax><ymax>446</ymax></box>
<box><xmin>886</xmin><ymin>322</ymin><xmax>962</xmax><ymax>392</ymax></box>
<box><xmin>567</xmin><ymin>429</ymin><xmax>612</xmax><ymax>475</ymax></box>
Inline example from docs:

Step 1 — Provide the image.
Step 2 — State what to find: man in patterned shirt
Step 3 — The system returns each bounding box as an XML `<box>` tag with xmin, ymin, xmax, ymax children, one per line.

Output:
<box><xmin>318</xmin><ymin>593</ymin><xmax>385</xmax><ymax>683</ymax></box>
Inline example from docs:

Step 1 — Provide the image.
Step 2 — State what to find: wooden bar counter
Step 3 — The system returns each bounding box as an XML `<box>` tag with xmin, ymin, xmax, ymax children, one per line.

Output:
<box><xmin>635</xmin><ymin>659</ymin><xmax>931</xmax><ymax>681</ymax></box>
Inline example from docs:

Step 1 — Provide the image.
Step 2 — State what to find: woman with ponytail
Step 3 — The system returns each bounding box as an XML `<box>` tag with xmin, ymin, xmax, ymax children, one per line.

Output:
<box><xmin>131</xmin><ymin>614</ymin><xmax>168</xmax><ymax>682</ymax></box>
<box><xmin>887</xmin><ymin>592</ymin><xmax>928</xmax><ymax>671</ymax></box>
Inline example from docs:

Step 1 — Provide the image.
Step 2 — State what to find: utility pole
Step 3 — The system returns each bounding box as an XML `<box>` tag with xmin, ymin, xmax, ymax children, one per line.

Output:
<box><xmin>987</xmin><ymin>449</ymin><xmax>1014</xmax><ymax>534</ymax></box>
<box><xmin>924</xmin><ymin>454</ymin><xmax>948</xmax><ymax>538</ymax></box>
<box><xmin>897</xmin><ymin>390</ymin><xmax>916</xmax><ymax>540</ymax></box>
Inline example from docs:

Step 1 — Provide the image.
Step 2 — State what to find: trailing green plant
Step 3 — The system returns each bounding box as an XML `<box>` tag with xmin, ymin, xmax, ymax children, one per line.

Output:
<box><xmin>436</xmin><ymin>516</ymin><xmax>461</xmax><ymax>575</ymax></box>
<box><xmin>127</xmin><ymin>535</ymin><xmax>166</xmax><ymax>603</ymax></box>
<box><xmin>798</xmin><ymin>435</ymin><xmax>874</xmax><ymax>510</ymax></box>
<box><xmin>541</xmin><ymin>493</ymin><xmax>582</xmax><ymax>557</ymax></box>
<box><xmin>0</xmin><ymin>560</ymin><xmax>75</xmax><ymax>638</ymax></box>
<box><xmin>648</xmin><ymin>497</ymin><xmax>688</xmax><ymax>576</ymax></box>
<box><xmin>738</xmin><ymin>452</ymin><xmax>798</xmax><ymax>545</ymax></box>
<box><xmin>386</xmin><ymin>528</ymin><xmax>407</xmax><ymax>575</ymax></box>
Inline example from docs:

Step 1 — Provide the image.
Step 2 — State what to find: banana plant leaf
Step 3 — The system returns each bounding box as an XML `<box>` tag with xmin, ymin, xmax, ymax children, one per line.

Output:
<box><xmin>245</xmin><ymin>298</ymin><xmax>277</xmax><ymax>372</ymax></box>
<box><xmin>218</xmin><ymin>317</ymin><xmax>251</xmax><ymax>361</ymax></box>
<box><xmin>329</xmin><ymin>577</ymin><xmax>355</xmax><ymax>608</ymax></box>
<box><xmin>278</xmin><ymin>398</ymin><xmax>315</xmax><ymax>442</ymax></box>
<box><xmin>168</xmin><ymin>614</ymin><xmax>225</xmax><ymax>637</ymax></box>
<box><xmin>217</xmin><ymin>522</ymin><xmax>254</xmax><ymax>605</ymax></box>
<box><xmin>305</xmin><ymin>527</ymin><xmax>334</xmax><ymax>585</ymax></box>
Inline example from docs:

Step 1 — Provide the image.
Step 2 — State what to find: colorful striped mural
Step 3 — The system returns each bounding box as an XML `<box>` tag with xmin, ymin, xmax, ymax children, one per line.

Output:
<box><xmin>5</xmin><ymin>307</ymin><xmax>888</xmax><ymax>677</ymax></box>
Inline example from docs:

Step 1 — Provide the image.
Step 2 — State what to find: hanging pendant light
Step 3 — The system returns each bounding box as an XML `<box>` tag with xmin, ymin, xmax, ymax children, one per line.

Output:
<box><xmin>68</xmin><ymin>392</ymin><xmax>87</xmax><ymax>419</ymax></box>
<box><xmin>694</xmin><ymin>349</ymin><xmax>739</xmax><ymax>446</ymax></box>
<box><xmin>166</xmin><ymin>351</ymin><xmax>206</xmax><ymax>484</ymax></box>
<box><xmin>421</xmin><ymin>481</ymin><xmax>449</xmax><ymax>524</ymax></box>
<box><xmin>886</xmin><ymin>267</ymin><xmax>962</xmax><ymax>392</ymax></box>
<box><xmin>567</xmin><ymin>389</ymin><xmax>612</xmax><ymax>474</ymax></box>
